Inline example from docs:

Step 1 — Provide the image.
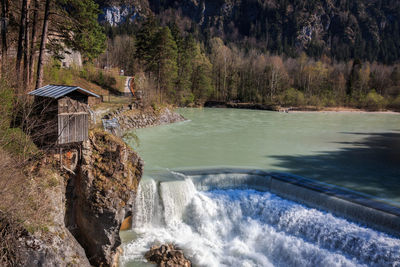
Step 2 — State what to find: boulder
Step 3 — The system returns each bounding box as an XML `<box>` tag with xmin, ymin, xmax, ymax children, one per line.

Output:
<box><xmin>145</xmin><ymin>244</ymin><xmax>191</xmax><ymax>267</ymax></box>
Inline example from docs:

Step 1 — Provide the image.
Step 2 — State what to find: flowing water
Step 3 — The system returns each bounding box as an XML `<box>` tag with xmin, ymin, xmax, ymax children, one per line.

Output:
<box><xmin>121</xmin><ymin>108</ymin><xmax>400</xmax><ymax>266</ymax></box>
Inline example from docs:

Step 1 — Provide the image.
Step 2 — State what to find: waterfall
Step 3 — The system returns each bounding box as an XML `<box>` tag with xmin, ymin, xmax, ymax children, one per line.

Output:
<box><xmin>159</xmin><ymin>180</ymin><xmax>197</xmax><ymax>226</ymax></box>
<box><xmin>132</xmin><ymin>178</ymin><xmax>196</xmax><ymax>227</ymax></box>
<box><xmin>132</xmin><ymin>179</ymin><xmax>162</xmax><ymax>227</ymax></box>
<box><xmin>123</xmin><ymin>174</ymin><xmax>400</xmax><ymax>267</ymax></box>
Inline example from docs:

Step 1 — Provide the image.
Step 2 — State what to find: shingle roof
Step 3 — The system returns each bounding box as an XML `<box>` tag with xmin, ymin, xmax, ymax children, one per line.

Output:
<box><xmin>28</xmin><ymin>85</ymin><xmax>100</xmax><ymax>99</ymax></box>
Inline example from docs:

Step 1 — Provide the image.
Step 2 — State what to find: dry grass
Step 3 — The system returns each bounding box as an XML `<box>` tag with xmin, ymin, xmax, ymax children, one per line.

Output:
<box><xmin>0</xmin><ymin>211</ymin><xmax>28</xmax><ymax>266</ymax></box>
<box><xmin>0</xmin><ymin>149</ymin><xmax>56</xmax><ymax>233</ymax></box>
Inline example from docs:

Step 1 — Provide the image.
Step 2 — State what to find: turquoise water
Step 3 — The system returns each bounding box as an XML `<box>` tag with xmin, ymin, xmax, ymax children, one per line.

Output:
<box><xmin>122</xmin><ymin>108</ymin><xmax>400</xmax><ymax>267</ymax></box>
<box><xmin>126</xmin><ymin>108</ymin><xmax>400</xmax><ymax>204</ymax></box>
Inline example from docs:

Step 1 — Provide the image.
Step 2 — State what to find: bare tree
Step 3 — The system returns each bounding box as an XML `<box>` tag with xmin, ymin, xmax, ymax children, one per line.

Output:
<box><xmin>16</xmin><ymin>0</ymin><xmax>28</xmax><ymax>80</ymax></box>
<box><xmin>23</xmin><ymin>0</ymin><xmax>31</xmax><ymax>89</ymax></box>
<box><xmin>29</xmin><ymin>0</ymin><xmax>39</xmax><ymax>86</ymax></box>
<box><xmin>1</xmin><ymin>0</ymin><xmax>8</xmax><ymax>75</ymax></box>
<box><xmin>36</xmin><ymin>0</ymin><xmax>51</xmax><ymax>89</ymax></box>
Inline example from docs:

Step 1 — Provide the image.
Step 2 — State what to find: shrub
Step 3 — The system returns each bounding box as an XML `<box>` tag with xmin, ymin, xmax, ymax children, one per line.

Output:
<box><xmin>364</xmin><ymin>90</ymin><xmax>386</xmax><ymax>111</ymax></box>
<box><xmin>1</xmin><ymin>128</ymin><xmax>38</xmax><ymax>160</ymax></box>
<box><xmin>389</xmin><ymin>95</ymin><xmax>400</xmax><ymax>111</ymax></box>
<box><xmin>44</xmin><ymin>58</ymin><xmax>74</xmax><ymax>85</ymax></box>
<box><xmin>84</xmin><ymin>68</ymin><xmax>117</xmax><ymax>89</ymax></box>
<box><xmin>0</xmin><ymin>79</ymin><xmax>39</xmax><ymax>161</ymax></box>
<box><xmin>280</xmin><ymin>88</ymin><xmax>305</xmax><ymax>106</ymax></box>
<box><xmin>180</xmin><ymin>92</ymin><xmax>195</xmax><ymax>106</ymax></box>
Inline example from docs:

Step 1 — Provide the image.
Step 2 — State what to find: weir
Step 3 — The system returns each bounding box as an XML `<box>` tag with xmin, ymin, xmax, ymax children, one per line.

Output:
<box><xmin>178</xmin><ymin>168</ymin><xmax>400</xmax><ymax>238</ymax></box>
<box><xmin>123</xmin><ymin>170</ymin><xmax>400</xmax><ymax>266</ymax></box>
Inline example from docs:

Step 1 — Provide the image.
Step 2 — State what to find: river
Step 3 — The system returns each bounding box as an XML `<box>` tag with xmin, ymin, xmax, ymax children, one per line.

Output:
<box><xmin>121</xmin><ymin>108</ymin><xmax>400</xmax><ymax>267</ymax></box>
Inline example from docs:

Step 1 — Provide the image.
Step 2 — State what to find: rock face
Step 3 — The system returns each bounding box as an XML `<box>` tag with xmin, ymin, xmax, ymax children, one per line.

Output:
<box><xmin>145</xmin><ymin>244</ymin><xmax>191</xmax><ymax>267</ymax></box>
<box><xmin>98</xmin><ymin>1</ymin><xmax>151</xmax><ymax>25</ymax></box>
<box><xmin>100</xmin><ymin>5</ymin><xmax>137</xmax><ymax>26</ymax></box>
<box><xmin>17</xmin><ymin>228</ymin><xmax>90</xmax><ymax>267</ymax></box>
<box><xmin>66</xmin><ymin>130</ymin><xmax>143</xmax><ymax>266</ymax></box>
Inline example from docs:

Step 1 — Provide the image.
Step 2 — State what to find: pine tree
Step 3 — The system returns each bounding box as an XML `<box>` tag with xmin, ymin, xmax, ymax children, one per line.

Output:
<box><xmin>135</xmin><ymin>16</ymin><xmax>158</xmax><ymax>69</ymax></box>
<box><xmin>56</xmin><ymin>0</ymin><xmax>106</xmax><ymax>61</ymax></box>
<box><xmin>191</xmin><ymin>43</ymin><xmax>213</xmax><ymax>102</ymax></box>
<box><xmin>176</xmin><ymin>35</ymin><xmax>197</xmax><ymax>104</ymax></box>
<box><xmin>152</xmin><ymin>26</ymin><xmax>178</xmax><ymax>102</ymax></box>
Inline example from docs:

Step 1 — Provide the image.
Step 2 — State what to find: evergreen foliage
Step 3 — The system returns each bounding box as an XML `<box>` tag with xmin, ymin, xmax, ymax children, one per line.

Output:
<box><xmin>152</xmin><ymin>26</ymin><xmax>178</xmax><ymax>101</ymax></box>
<box><xmin>56</xmin><ymin>0</ymin><xmax>107</xmax><ymax>61</ymax></box>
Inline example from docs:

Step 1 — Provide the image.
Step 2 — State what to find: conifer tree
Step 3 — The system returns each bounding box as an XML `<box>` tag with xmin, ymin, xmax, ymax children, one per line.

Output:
<box><xmin>55</xmin><ymin>0</ymin><xmax>106</xmax><ymax>61</ymax></box>
<box><xmin>191</xmin><ymin>43</ymin><xmax>213</xmax><ymax>102</ymax></box>
<box><xmin>152</xmin><ymin>26</ymin><xmax>178</xmax><ymax>102</ymax></box>
<box><xmin>176</xmin><ymin>35</ymin><xmax>196</xmax><ymax>104</ymax></box>
<box><xmin>135</xmin><ymin>16</ymin><xmax>158</xmax><ymax>69</ymax></box>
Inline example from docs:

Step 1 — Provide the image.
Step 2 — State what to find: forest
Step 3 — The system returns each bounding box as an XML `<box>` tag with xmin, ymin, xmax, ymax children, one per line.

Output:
<box><xmin>101</xmin><ymin>12</ymin><xmax>400</xmax><ymax>110</ymax></box>
<box><xmin>0</xmin><ymin>0</ymin><xmax>400</xmax><ymax>113</ymax></box>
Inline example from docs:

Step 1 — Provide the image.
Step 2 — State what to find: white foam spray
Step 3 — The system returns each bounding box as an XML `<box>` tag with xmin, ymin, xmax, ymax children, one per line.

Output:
<box><xmin>122</xmin><ymin>179</ymin><xmax>400</xmax><ymax>267</ymax></box>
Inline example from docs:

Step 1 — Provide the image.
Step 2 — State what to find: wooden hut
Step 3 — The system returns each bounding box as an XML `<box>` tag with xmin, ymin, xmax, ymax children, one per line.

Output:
<box><xmin>29</xmin><ymin>85</ymin><xmax>99</xmax><ymax>147</ymax></box>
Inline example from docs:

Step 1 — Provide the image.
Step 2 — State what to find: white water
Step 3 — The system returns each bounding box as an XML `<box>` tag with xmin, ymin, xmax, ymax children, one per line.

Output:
<box><xmin>121</xmin><ymin>178</ymin><xmax>400</xmax><ymax>267</ymax></box>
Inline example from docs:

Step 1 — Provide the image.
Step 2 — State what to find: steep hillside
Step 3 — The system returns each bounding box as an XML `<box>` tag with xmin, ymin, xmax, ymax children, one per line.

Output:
<box><xmin>99</xmin><ymin>0</ymin><xmax>400</xmax><ymax>63</ymax></box>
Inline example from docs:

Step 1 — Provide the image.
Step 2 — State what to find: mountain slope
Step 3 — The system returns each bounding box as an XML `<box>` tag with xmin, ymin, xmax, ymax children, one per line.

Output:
<box><xmin>98</xmin><ymin>0</ymin><xmax>400</xmax><ymax>63</ymax></box>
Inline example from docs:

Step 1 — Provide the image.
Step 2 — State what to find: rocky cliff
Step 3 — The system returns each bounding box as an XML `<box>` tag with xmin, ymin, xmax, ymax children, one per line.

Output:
<box><xmin>66</xmin><ymin>129</ymin><xmax>143</xmax><ymax>266</ymax></box>
<box><xmin>0</xmin><ymin>129</ymin><xmax>143</xmax><ymax>267</ymax></box>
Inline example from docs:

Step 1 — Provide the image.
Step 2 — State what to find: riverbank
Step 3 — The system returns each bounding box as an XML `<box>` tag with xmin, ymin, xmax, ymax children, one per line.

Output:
<box><xmin>101</xmin><ymin>105</ymin><xmax>186</xmax><ymax>134</ymax></box>
<box><xmin>204</xmin><ymin>101</ymin><xmax>399</xmax><ymax>113</ymax></box>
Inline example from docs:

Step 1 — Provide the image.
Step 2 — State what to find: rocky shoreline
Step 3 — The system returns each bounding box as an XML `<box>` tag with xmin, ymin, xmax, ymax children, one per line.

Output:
<box><xmin>102</xmin><ymin>106</ymin><xmax>186</xmax><ymax>134</ymax></box>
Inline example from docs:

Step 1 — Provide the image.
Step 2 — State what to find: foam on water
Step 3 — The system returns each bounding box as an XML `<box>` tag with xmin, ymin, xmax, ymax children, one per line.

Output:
<box><xmin>159</xmin><ymin>179</ymin><xmax>197</xmax><ymax>225</ymax></box>
<box><xmin>121</xmin><ymin>179</ymin><xmax>400</xmax><ymax>267</ymax></box>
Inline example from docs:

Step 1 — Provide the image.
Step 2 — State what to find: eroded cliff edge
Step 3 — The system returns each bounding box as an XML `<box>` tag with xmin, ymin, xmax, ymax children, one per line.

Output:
<box><xmin>65</xmin><ymin>129</ymin><xmax>144</xmax><ymax>266</ymax></box>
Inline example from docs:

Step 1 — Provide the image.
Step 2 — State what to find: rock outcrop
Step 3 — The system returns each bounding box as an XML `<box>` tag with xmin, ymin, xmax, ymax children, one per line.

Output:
<box><xmin>99</xmin><ymin>1</ymin><xmax>151</xmax><ymax>25</ymax></box>
<box><xmin>145</xmin><ymin>244</ymin><xmax>191</xmax><ymax>267</ymax></box>
<box><xmin>66</xmin><ymin>129</ymin><xmax>143</xmax><ymax>266</ymax></box>
<box><xmin>16</xmin><ymin>225</ymin><xmax>90</xmax><ymax>267</ymax></box>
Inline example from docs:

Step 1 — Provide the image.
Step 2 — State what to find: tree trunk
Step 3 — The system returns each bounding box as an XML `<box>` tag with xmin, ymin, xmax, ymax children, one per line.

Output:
<box><xmin>36</xmin><ymin>0</ymin><xmax>51</xmax><ymax>89</ymax></box>
<box><xmin>1</xmin><ymin>0</ymin><xmax>8</xmax><ymax>75</ymax></box>
<box><xmin>16</xmin><ymin>0</ymin><xmax>28</xmax><ymax>79</ymax></box>
<box><xmin>157</xmin><ymin>61</ymin><xmax>161</xmax><ymax>103</ymax></box>
<box><xmin>29</xmin><ymin>0</ymin><xmax>38</xmax><ymax>86</ymax></box>
<box><xmin>23</xmin><ymin>0</ymin><xmax>31</xmax><ymax>89</ymax></box>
